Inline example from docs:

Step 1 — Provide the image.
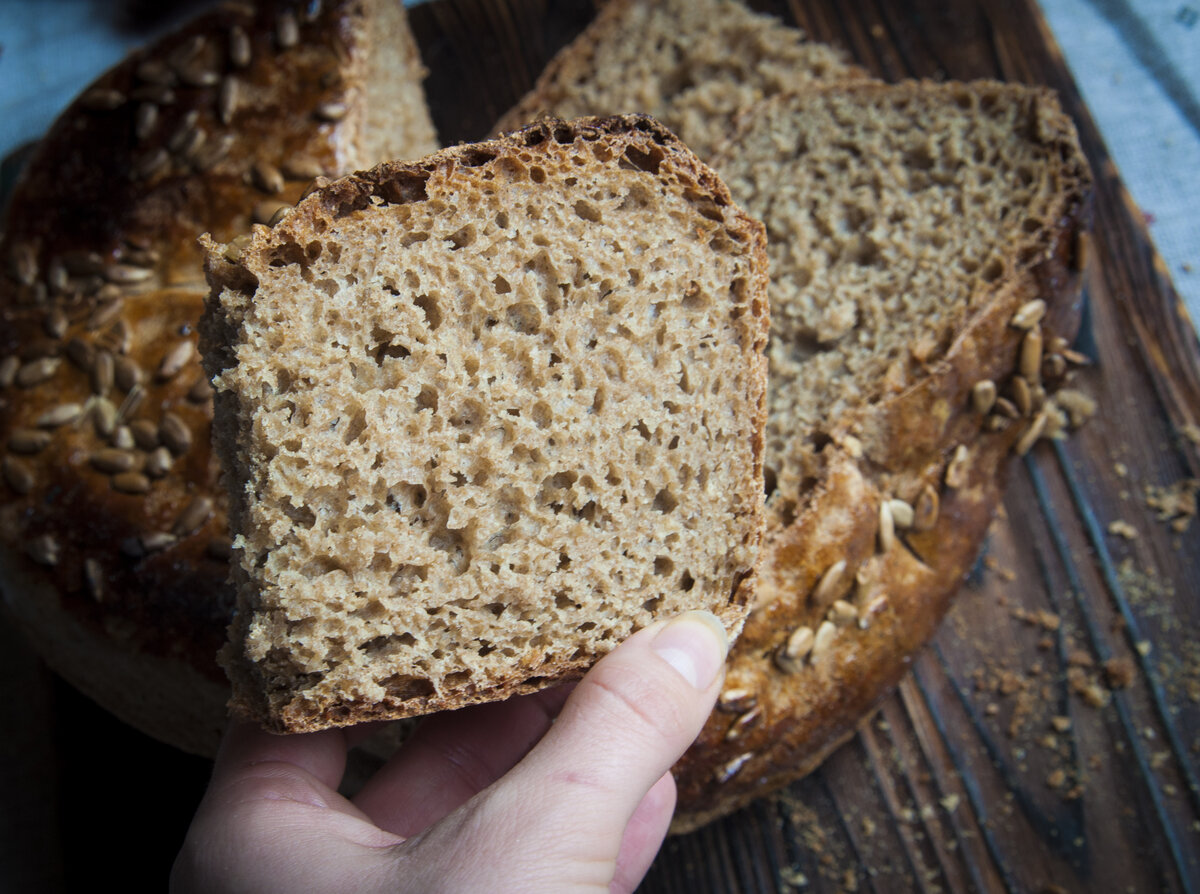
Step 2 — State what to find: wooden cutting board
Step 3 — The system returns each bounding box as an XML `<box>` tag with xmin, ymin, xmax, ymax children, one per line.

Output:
<box><xmin>7</xmin><ymin>1</ymin><xmax>1199</xmax><ymax>891</ymax></box>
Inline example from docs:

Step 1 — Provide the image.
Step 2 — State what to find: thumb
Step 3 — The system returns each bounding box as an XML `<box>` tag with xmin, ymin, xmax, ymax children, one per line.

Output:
<box><xmin>399</xmin><ymin>610</ymin><xmax>730</xmax><ymax>893</ymax></box>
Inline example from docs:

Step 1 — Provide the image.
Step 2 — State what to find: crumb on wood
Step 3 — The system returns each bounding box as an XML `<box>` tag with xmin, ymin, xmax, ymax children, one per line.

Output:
<box><xmin>1144</xmin><ymin>478</ymin><xmax>1199</xmax><ymax>532</ymax></box>
<box><xmin>1107</xmin><ymin>519</ymin><xmax>1139</xmax><ymax>540</ymax></box>
<box><xmin>1104</xmin><ymin>656</ymin><xmax>1136</xmax><ymax>690</ymax></box>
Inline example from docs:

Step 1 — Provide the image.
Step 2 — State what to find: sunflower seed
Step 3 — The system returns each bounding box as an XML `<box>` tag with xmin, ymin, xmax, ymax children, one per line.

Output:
<box><xmin>0</xmin><ymin>356</ymin><xmax>18</xmax><ymax>388</ymax></box>
<box><xmin>878</xmin><ymin>499</ymin><xmax>895</xmax><ymax>553</ymax></box>
<box><xmin>91</xmin><ymin>448</ymin><xmax>137</xmax><ymax>474</ymax></box>
<box><xmin>9</xmin><ymin>429</ymin><xmax>51</xmax><ymax>454</ymax></box>
<box><xmin>830</xmin><ymin>600</ymin><xmax>858</xmax><ymax>628</ymax></box>
<box><xmin>117</xmin><ymin>383</ymin><xmax>146</xmax><ymax>420</ymax></box>
<box><xmin>217</xmin><ymin>76</ymin><xmax>239</xmax><ymax>124</ymax></box>
<box><xmin>944</xmin><ymin>444</ymin><xmax>969</xmax><ymax>489</ymax></box>
<box><xmin>223</xmin><ymin>234</ymin><xmax>251</xmax><ymax>263</ymax></box>
<box><xmin>81</xmin><ymin>87</ymin><xmax>125</xmax><ymax>110</ymax></box>
<box><xmin>276</xmin><ymin>10</ymin><xmax>299</xmax><ymax>48</ymax></box>
<box><xmin>131</xmin><ymin>147</ymin><xmax>170</xmax><ymax>181</ymax></box>
<box><xmin>114</xmin><ymin>356</ymin><xmax>143</xmax><ymax>392</ymax></box>
<box><xmin>42</xmin><ymin>309</ymin><xmax>69</xmax><ymax>340</ymax></box>
<box><xmin>47</xmin><ymin>258</ymin><xmax>69</xmax><ymax>293</ymax></box>
<box><xmin>1015</xmin><ymin>411</ymin><xmax>1049</xmax><ymax>456</ymax></box>
<box><xmin>314</xmin><ymin>101</ymin><xmax>348</xmax><ymax>122</ymax></box>
<box><xmin>98</xmin><ymin>320</ymin><xmax>131</xmax><ymax>356</ymax></box>
<box><xmin>252</xmin><ymin>159</ymin><xmax>286</xmax><ymax>195</ymax></box>
<box><xmin>17</xmin><ymin>357</ymin><xmax>61</xmax><ymax>387</ymax></box>
<box><xmin>971</xmin><ymin>380</ymin><xmax>996</xmax><ymax>415</ymax></box>
<box><xmin>159</xmin><ymin>412</ymin><xmax>192</xmax><ymax>455</ymax></box>
<box><xmin>90</xmin><ymin>350</ymin><xmax>114</xmax><ymax>396</ymax></box>
<box><xmin>141</xmin><ymin>531</ymin><xmax>178</xmax><ymax>552</ymax></box>
<box><xmin>157</xmin><ymin>340</ymin><xmax>194</xmax><ymax>380</ymax></box>
<box><xmin>136</xmin><ymin>58</ymin><xmax>175</xmax><ymax>85</ymax></box>
<box><xmin>785</xmin><ymin>625</ymin><xmax>814</xmax><ymax>661</ymax></box>
<box><xmin>724</xmin><ymin>706</ymin><xmax>762</xmax><ymax>741</ymax></box>
<box><xmin>145</xmin><ymin>446</ymin><xmax>173</xmax><ymax>478</ymax></box>
<box><xmin>888</xmin><ymin>498</ymin><xmax>914</xmax><ymax>529</ymax></box>
<box><xmin>913</xmin><ymin>484</ymin><xmax>939</xmax><ymax>531</ymax></box>
<box><xmin>130</xmin><ymin>84</ymin><xmax>176</xmax><ymax>105</ymax></box>
<box><xmin>713</xmin><ymin>753</ymin><xmax>752</xmax><ymax>784</ymax></box>
<box><xmin>178</xmin><ymin>63</ymin><xmax>220</xmax><ymax>88</ymax></box>
<box><xmin>112</xmin><ymin>471</ymin><xmax>152</xmax><ymax>494</ymax></box>
<box><xmin>1011</xmin><ymin>299</ymin><xmax>1046</xmax><ymax>330</ymax></box>
<box><xmin>135</xmin><ymin>102</ymin><xmax>159</xmax><ymax>141</ymax></box>
<box><xmin>168</xmin><ymin>35</ymin><xmax>206</xmax><ymax>73</ymax></box>
<box><xmin>111</xmin><ymin>426</ymin><xmax>135</xmax><ymax>451</ymax></box>
<box><xmin>1012</xmin><ymin>375</ymin><xmax>1033</xmax><ymax>417</ymax></box>
<box><xmin>167</xmin><ymin>110</ymin><xmax>202</xmax><ymax>153</ymax></box>
<box><xmin>717</xmin><ymin>688</ymin><xmax>757</xmax><ymax>714</ymax></box>
<box><xmin>187</xmin><ymin>376</ymin><xmax>213</xmax><ymax>403</ymax></box>
<box><xmin>282</xmin><ymin>154</ymin><xmax>325</xmax><ymax>181</ymax></box>
<box><xmin>173</xmin><ymin>496</ymin><xmax>214</xmax><ymax>536</ymax></box>
<box><xmin>860</xmin><ymin>595</ymin><xmax>889</xmax><ymax>628</ymax></box>
<box><xmin>27</xmin><ymin>534</ymin><xmax>60</xmax><ymax>566</ymax></box>
<box><xmin>994</xmin><ymin>396</ymin><xmax>1020</xmax><ymax>419</ymax></box>
<box><xmin>253</xmin><ymin>200</ymin><xmax>290</xmax><ymax>226</ymax></box>
<box><xmin>3</xmin><ymin>456</ymin><xmax>35</xmax><ymax>494</ymax></box>
<box><xmin>811</xmin><ymin>559</ymin><xmax>847</xmax><ymax>608</ymax></box>
<box><xmin>1042</xmin><ymin>353</ymin><xmax>1067</xmax><ymax>380</ymax></box>
<box><xmin>191</xmin><ymin>132</ymin><xmax>235</xmax><ymax>171</ymax></box>
<box><xmin>130</xmin><ymin>419</ymin><xmax>159</xmax><ymax>450</ymax></box>
<box><xmin>229</xmin><ymin>25</ymin><xmax>252</xmax><ymax>68</ymax></box>
<box><xmin>1061</xmin><ymin>348</ymin><xmax>1091</xmax><ymax>367</ymax></box>
<box><xmin>86</xmin><ymin>296</ymin><xmax>125</xmax><ymax>331</ymax></box>
<box><xmin>301</xmin><ymin>175</ymin><xmax>331</xmax><ymax>199</ymax></box>
<box><xmin>37</xmin><ymin>403</ymin><xmax>83</xmax><ymax>428</ymax></box>
<box><xmin>10</xmin><ymin>242</ymin><xmax>38</xmax><ymax>285</ymax></box>
<box><xmin>84</xmin><ymin>558</ymin><xmax>105</xmax><ymax>602</ymax></box>
<box><xmin>1020</xmin><ymin>326</ymin><xmax>1044</xmax><ymax>384</ymax></box>
<box><xmin>93</xmin><ymin>398</ymin><xmax>118</xmax><ymax>438</ymax></box>
<box><xmin>811</xmin><ymin>621</ymin><xmax>838</xmax><ymax>659</ymax></box>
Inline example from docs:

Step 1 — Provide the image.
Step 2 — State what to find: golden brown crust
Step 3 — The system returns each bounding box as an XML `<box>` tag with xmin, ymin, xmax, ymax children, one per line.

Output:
<box><xmin>669</xmin><ymin>83</ymin><xmax>1093</xmax><ymax>830</ymax></box>
<box><xmin>204</xmin><ymin>114</ymin><xmax>770</xmax><ymax>734</ymax></box>
<box><xmin>0</xmin><ymin>0</ymin><xmax>435</xmax><ymax>755</ymax></box>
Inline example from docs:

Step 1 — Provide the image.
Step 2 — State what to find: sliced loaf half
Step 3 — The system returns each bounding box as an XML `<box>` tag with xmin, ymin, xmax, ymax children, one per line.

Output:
<box><xmin>202</xmin><ymin>115</ymin><xmax>769</xmax><ymax>733</ymax></box>
<box><xmin>491</xmin><ymin>0</ymin><xmax>864</xmax><ymax>160</ymax></box>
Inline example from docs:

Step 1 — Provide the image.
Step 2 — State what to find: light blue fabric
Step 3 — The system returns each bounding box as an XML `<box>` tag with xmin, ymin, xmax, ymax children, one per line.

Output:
<box><xmin>2</xmin><ymin>0</ymin><xmax>1197</xmax><ymax>327</ymax></box>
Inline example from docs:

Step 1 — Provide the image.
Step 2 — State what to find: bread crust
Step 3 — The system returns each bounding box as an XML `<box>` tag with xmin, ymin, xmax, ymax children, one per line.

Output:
<box><xmin>668</xmin><ymin>82</ymin><xmax>1093</xmax><ymax>831</ymax></box>
<box><xmin>203</xmin><ymin>114</ymin><xmax>771</xmax><ymax>733</ymax></box>
<box><xmin>0</xmin><ymin>0</ymin><xmax>435</xmax><ymax>755</ymax></box>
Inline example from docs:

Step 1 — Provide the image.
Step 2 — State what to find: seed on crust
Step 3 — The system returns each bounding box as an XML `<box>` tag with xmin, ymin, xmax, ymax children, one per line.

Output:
<box><xmin>829</xmin><ymin>600</ymin><xmax>858</xmax><ymax>627</ymax></box>
<box><xmin>131</xmin><ymin>148</ymin><xmax>170</xmax><ymax>181</ymax></box>
<box><xmin>46</xmin><ymin>258</ymin><xmax>69</xmax><ymax>293</ymax></box>
<box><xmin>130</xmin><ymin>419</ymin><xmax>160</xmax><ymax>451</ymax></box>
<box><xmin>42</xmin><ymin>309</ymin><xmax>69</xmax><ymax>340</ymax></box>
<box><xmin>217</xmin><ymin>76</ymin><xmax>239</xmax><ymax>125</ymax></box>
<box><xmin>130</xmin><ymin>84</ymin><xmax>176</xmax><ymax>105</ymax></box>
<box><xmin>166</xmin><ymin>110</ymin><xmax>202</xmax><ymax>152</ymax></box>
<box><xmin>878</xmin><ymin>499</ymin><xmax>895</xmax><ymax>553</ymax></box>
<box><xmin>112</xmin><ymin>471</ymin><xmax>152</xmax><ymax>495</ymax></box>
<box><xmin>713</xmin><ymin>753</ymin><xmax>752</xmax><ymax>784</ymax></box>
<box><xmin>111</xmin><ymin>426</ymin><xmax>135</xmax><ymax>451</ymax></box>
<box><xmin>135</xmin><ymin>102</ymin><xmax>158</xmax><ymax>141</ymax></box>
<box><xmin>145</xmin><ymin>446</ymin><xmax>173</xmax><ymax>479</ymax></box>
<box><xmin>314</xmin><ymin>101</ymin><xmax>348</xmax><ymax>122</ymax></box>
<box><xmin>141</xmin><ymin>531</ymin><xmax>179</xmax><ymax>553</ymax></box>
<box><xmin>114</xmin><ymin>356</ymin><xmax>143</xmax><ymax>392</ymax></box>
<box><xmin>811</xmin><ymin>621</ymin><xmax>838</xmax><ymax>659</ymax></box>
<box><xmin>1042</xmin><ymin>352</ymin><xmax>1067</xmax><ymax>381</ymax></box>
<box><xmin>860</xmin><ymin>595</ymin><xmax>890</xmax><ymax>628</ymax></box>
<box><xmin>84</xmin><ymin>558</ymin><xmax>105</xmax><ymax>602</ymax></box>
<box><xmin>90</xmin><ymin>350</ymin><xmax>114</xmax><ymax>396</ymax></box>
<box><xmin>98</xmin><ymin>319</ymin><xmax>132</xmax><ymax>356</ymax></box>
<box><xmin>1012</xmin><ymin>375</ymin><xmax>1033</xmax><ymax>417</ymax></box>
<box><xmin>253</xmin><ymin>200</ymin><xmax>290</xmax><ymax>226</ymax></box>
<box><xmin>228</xmin><ymin>24</ymin><xmax>252</xmax><ymax>68</ymax></box>
<box><xmin>1015</xmin><ymin>411</ymin><xmax>1049</xmax><ymax>456</ymax></box>
<box><xmin>191</xmin><ymin>133</ymin><xmax>235</xmax><ymax>172</ymax></box>
<box><xmin>93</xmin><ymin>398</ymin><xmax>118</xmax><ymax>438</ymax></box>
<box><xmin>187</xmin><ymin>376</ymin><xmax>213</xmax><ymax>403</ymax></box>
<box><xmin>17</xmin><ymin>357</ymin><xmax>61</xmax><ymax>387</ymax></box>
<box><xmin>118</xmin><ymin>385</ymin><xmax>147</xmax><ymax>425</ymax></box>
<box><xmin>136</xmin><ymin>58</ymin><xmax>175</xmax><ymax>85</ymax></box>
<box><xmin>157</xmin><ymin>340</ymin><xmax>195</xmax><ymax>380</ymax></box>
<box><xmin>811</xmin><ymin>558</ymin><xmax>847</xmax><ymax>608</ymax></box>
<box><xmin>9</xmin><ymin>429</ymin><xmax>52</xmax><ymax>454</ymax></box>
<box><xmin>724</xmin><ymin>706</ymin><xmax>763</xmax><ymax>742</ymax></box>
<box><xmin>37</xmin><ymin>403</ymin><xmax>83</xmax><ymax>428</ymax></box>
<box><xmin>913</xmin><ymin>484</ymin><xmax>939</xmax><ymax>531</ymax></box>
<box><xmin>86</xmin><ymin>295</ymin><xmax>125</xmax><ymax>331</ymax></box>
<box><xmin>27</xmin><ymin>534</ymin><xmax>60</xmax><ymax>567</ymax></box>
<box><xmin>972</xmin><ymin>380</ymin><xmax>997</xmax><ymax>415</ymax></box>
<box><xmin>276</xmin><ymin>10</ymin><xmax>300</xmax><ymax>48</ymax></box>
<box><xmin>10</xmin><ymin>242</ymin><xmax>38</xmax><ymax>286</ymax></box>
<box><xmin>3</xmin><ymin>456</ymin><xmax>35</xmax><ymax>494</ymax></box>
<box><xmin>717</xmin><ymin>688</ymin><xmax>757</xmax><ymax>714</ymax></box>
<box><xmin>178</xmin><ymin>63</ymin><xmax>219</xmax><ymax>88</ymax></box>
<box><xmin>888</xmin><ymin>498</ymin><xmax>914</xmax><ymax>529</ymax></box>
<box><xmin>282</xmin><ymin>155</ymin><xmax>325</xmax><ymax>181</ymax></box>
<box><xmin>90</xmin><ymin>448</ymin><xmax>137</xmax><ymax>474</ymax></box>
<box><xmin>251</xmin><ymin>159</ymin><xmax>286</xmax><ymax>195</ymax></box>
<box><xmin>160</xmin><ymin>412</ymin><xmax>193</xmax><ymax>455</ymax></box>
<box><xmin>173</xmin><ymin>496</ymin><xmax>214</xmax><ymax>537</ymax></box>
<box><xmin>1011</xmin><ymin>299</ymin><xmax>1046</xmax><ymax>330</ymax></box>
<box><xmin>944</xmin><ymin>444</ymin><xmax>969</xmax><ymax>489</ymax></box>
<box><xmin>1020</xmin><ymin>326</ymin><xmax>1044</xmax><ymax>384</ymax></box>
<box><xmin>1061</xmin><ymin>348</ymin><xmax>1091</xmax><ymax>367</ymax></box>
<box><xmin>0</xmin><ymin>356</ymin><xmax>18</xmax><ymax>388</ymax></box>
<box><xmin>80</xmin><ymin>87</ymin><xmax>125</xmax><ymax>110</ymax></box>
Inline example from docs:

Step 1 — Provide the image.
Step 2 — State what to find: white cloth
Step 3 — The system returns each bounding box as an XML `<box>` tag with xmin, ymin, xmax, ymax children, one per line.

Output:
<box><xmin>1</xmin><ymin>0</ymin><xmax>1197</xmax><ymax>326</ymax></box>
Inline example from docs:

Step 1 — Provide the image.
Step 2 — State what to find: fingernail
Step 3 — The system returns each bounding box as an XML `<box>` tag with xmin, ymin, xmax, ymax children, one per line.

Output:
<box><xmin>651</xmin><ymin>611</ymin><xmax>729</xmax><ymax>690</ymax></box>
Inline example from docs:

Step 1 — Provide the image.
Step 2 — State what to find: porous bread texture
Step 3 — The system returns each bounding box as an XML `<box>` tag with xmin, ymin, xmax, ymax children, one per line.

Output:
<box><xmin>492</xmin><ymin>0</ymin><xmax>863</xmax><ymax>160</ymax></box>
<box><xmin>203</xmin><ymin>115</ymin><xmax>769</xmax><ymax>733</ymax></box>
<box><xmin>715</xmin><ymin>82</ymin><xmax>1092</xmax><ymax>523</ymax></box>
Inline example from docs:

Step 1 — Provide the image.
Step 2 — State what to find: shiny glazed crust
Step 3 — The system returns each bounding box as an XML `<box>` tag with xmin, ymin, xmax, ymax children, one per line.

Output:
<box><xmin>0</xmin><ymin>0</ymin><xmax>436</xmax><ymax>755</ymax></box>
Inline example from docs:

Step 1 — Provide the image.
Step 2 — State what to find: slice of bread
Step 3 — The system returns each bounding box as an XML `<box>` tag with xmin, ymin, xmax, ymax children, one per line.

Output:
<box><xmin>670</xmin><ymin>81</ymin><xmax>1092</xmax><ymax>829</ymax></box>
<box><xmin>492</xmin><ymin>0</ymin><xmax>864</xmax><ymax>160</ymax></box>
<box><xmin>202</xmin><ymin>115</ymin><xmax>769</xmax><ymax>733</ymax></box>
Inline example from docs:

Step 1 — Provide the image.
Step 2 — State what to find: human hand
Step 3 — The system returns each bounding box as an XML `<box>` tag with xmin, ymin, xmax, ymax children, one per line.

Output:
<box><xmin>171</xmin><ymin>610</ymin><xmax>730</xmax><ymax>893</ymax></box>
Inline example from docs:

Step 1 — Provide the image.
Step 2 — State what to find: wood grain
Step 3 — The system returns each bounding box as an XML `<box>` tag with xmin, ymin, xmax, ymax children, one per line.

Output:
<box><xmin>9</xmin><ymin>1</ymin><xmax>1199</xmax><ymax>891</ymax></box>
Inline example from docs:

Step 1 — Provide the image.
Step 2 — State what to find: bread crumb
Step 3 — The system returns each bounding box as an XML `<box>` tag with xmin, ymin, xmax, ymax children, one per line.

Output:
<box><xmin>1107</xmin><ymin>519</ymin><xmax>1138</xmax><ymax>540</ymax></box>
<box><xmin>1051</xmin><ymin>715</ymin><xmax>1072</xmax><ymax>732</ymax></box>
<box><xmin>1103</xmin><ymin>656</ymin><xmax>1136</xmax><ymax>690</ymax></box>
<box><xmin>1114</xmin><ymin>461</ymin><xmax>1128</xmax><ymax>478</ymax></box>
<box><xmin>1144</xmin><ymin>478</ymin><xmax>1198</xmax><ymax>532</ymax></box>
<box><xmin>1046</xmin><ymin>768</ymin><xmax>1066</xmax><ymax>789</ymax></box>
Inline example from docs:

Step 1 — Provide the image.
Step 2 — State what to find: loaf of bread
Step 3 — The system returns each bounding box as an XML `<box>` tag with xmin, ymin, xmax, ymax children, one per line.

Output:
<box><xmin>492</xmin><ymin>0</ymin><xmax>864</xmax><ymax>160</ymax></box>
<box><xmin>495</xmin><ymin>4</ymin><xmax>1093</xmax><ymax>828</ymax></box>
<box><xmin>0</xmin><ymin>0</ymin><xmax>437</xmax><ymax>756</ymax></box>
<box><xmin>202</xmin><ymin>115</ymin><xmax>769</xmax><ymax>733</ymax></box>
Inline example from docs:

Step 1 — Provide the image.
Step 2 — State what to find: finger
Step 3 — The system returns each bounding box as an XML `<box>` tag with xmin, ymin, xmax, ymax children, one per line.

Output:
<box><xmin>211</xmin><ymin>720</ymin><xmax>349</xmax><ymax>794</ymax></box>
<box><xmin>353</xmin><ymin>683</ymin><xmax>573</xmax><ymax>836</ymax></box>
<box><xmin>400</xmin><ymin>611</ymin><xmax>728</xmax><ymax>892</ymax></box>
<box><xmin>612</xmin><ymin>771</ymin><xmax>677</xmax><ymax>894</ymax></box>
